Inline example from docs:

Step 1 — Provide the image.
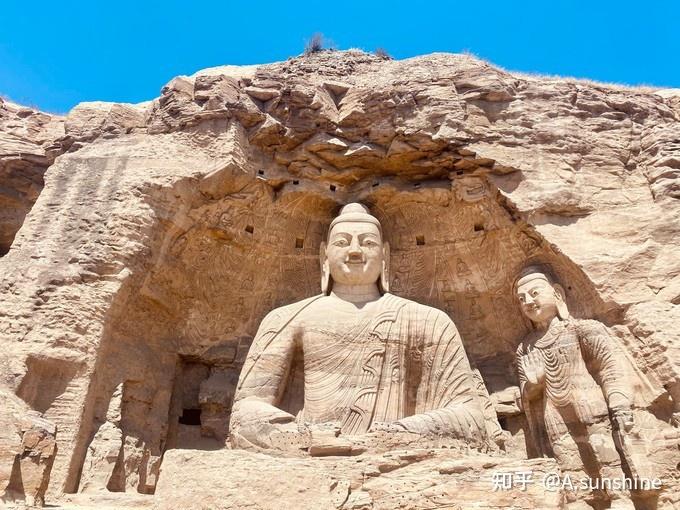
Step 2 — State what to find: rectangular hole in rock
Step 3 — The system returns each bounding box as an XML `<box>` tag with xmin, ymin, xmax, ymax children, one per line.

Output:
<box><xmin>474</xmin><ymin>223</ymin><xmax>484</xmax><ymax>233</ymax></box>
<box><xmin>293</xmin><ymin>180</ymin><xmax>299</xmax><ymax>185</ymax></box>
<box><xmin>457</xmin><ymin>170</ymin><xmax>464</xmax><ymax>176</ymax></box>
<box><xmin>178</xmin><ymin>408</ymin><xmax>202</xmax><ymax>426</ymax></box>
<box><xmin>372</xmin><ymin>181</ymin><xmax>380</xmax><ymax>187</ymax></box>
<box><xmin>295</xmin><ymin>238</ymin><xmax>304</xmax><ymax>249</ymax></box>
<box><xmin>245</xmin><ymin>225</ymin><xmax>254</xmax><ymax>234</ymax></box>
<box><xmin>329</xmin><ymin>184</ymin><xmax>337</xmax><ymax>192</ymax></box>
<box><xmin>257</xmin><ymin>169</ymin><xmax>265</xmax><ymax>176</ymax></box>
<box><xmin>416</xmin><ymin>235</ymin><xmax>425</xmax><ymax>246</ymax></box>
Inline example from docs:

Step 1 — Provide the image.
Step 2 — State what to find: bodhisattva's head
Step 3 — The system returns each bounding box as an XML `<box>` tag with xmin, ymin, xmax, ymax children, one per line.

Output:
<box><xmin>514</xmin><ymin>266</ymin><xmax>570</xmax><ymax>326</ymax></box>
<box><xmin>321</xmin><ymin>203</ymin><xmax>390</xmax><ymax>294</ymax></box>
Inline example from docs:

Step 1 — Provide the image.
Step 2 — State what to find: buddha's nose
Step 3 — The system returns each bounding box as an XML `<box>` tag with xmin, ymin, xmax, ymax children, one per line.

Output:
<box><xmin>347</xmin><ymin>240</ymin><xmax>363</xmax><ymax>259</ymax></box>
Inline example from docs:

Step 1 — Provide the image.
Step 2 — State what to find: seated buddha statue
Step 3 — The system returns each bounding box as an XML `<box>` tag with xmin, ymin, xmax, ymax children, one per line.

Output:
<box><xmin>229</xmin><ymin>203</ymin><xmax>494</xmax><ymax>454</ymax></box>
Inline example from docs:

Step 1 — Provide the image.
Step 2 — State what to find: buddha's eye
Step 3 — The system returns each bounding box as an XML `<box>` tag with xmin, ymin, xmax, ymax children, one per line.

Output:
<box><xmin>362</xmin><ymin>240</ymin><xmax>378</xmax><ymax>247</ymax></box>
<box><xmin>333</xmin><ymin>239</ymin><xmax>349</xmax><ymax>247</ymax></box>
<box><xmin>531</xmin><ymin>290</ymin><xmax>538</xmax><ymax>297</ymax></box>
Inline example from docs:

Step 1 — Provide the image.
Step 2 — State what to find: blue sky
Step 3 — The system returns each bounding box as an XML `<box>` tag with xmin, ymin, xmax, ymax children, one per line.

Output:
<box><xmin>1</xmin><ymin>1</ymin><xmax>678</xmax><ymax>114</ymax></box>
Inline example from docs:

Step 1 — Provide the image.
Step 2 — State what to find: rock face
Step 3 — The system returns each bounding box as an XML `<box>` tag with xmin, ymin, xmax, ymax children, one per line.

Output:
<box><xmin>0</xmin><ymin>51</ymin><xmax>679</xmax><ymax>509</ymax></box>
<box><xmin>1</xmin><ymin>388</ymin><xmax>57</xmax><ymax>507</ymax></box>
<box><xmin>0</xmin><ymin>98</ymin><xmax>64</xmax><ymax>255</ymax></box>
<box><xmin>155</xmin><ymin>449</ymin><xmax>562</xmax><ymax>510</ymax></box>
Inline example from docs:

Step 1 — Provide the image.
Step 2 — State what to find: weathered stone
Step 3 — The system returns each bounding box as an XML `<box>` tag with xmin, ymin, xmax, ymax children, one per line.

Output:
<box><xmin>0</xmin><ymin>50</ymin><xmax>679</xmax><ymax>509</ymax></box>
<box><xmin>1</xmin><ymin>388</ymin><xmax>57</xmax><ymax>507</ymax></box>
<box><xmin>155</xmin><ymin>449</ymin><xmax>563</xmax><ymax>510</ymax></box>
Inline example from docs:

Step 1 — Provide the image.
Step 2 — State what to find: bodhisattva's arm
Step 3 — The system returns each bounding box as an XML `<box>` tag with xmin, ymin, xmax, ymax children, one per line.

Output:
<box><xmin>229</xmin><ymin>309</ymin><xmax>302</xmax><ymax>450</ymax></box>
<box><xmin>394</xmin><ymin>310</ymin><xmax>487</xmax><ymax>443</ymax></box>
<box><xmin>577</xmin><ymin>320</ymin><xmax>633</xmax><ymax>412</ymax></box>
<box><xmin>516</xmin><ymin>344</ymin><xmax>543</xmax><ymax>402</ymax></box>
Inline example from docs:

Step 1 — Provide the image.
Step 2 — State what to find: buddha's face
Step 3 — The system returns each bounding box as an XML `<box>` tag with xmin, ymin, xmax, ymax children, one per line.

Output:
<box><xmin>516</xmin><ymin>277</ymin><xmax>559</xmax><ymax>324</ymax></box>
<box><xmin>326</xmin><ymin>221</ymin><xmax>383</xmax><ymax>287</ymax></box>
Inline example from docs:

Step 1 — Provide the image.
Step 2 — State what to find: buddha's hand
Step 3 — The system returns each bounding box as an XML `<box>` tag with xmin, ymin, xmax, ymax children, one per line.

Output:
<box><xmin>521</xmin><ymin>350</ymin><xmax>545</xmax><ymax>386</ymax></box>
<box><xmin>307</xmin><ymin>423</ymin><xmax>361</xmax><ymax>456</ymax></box>
<box><xmin>368</xmin><ymin>421</ymin><xmax>408</xmax><ymax>433</ymax></box>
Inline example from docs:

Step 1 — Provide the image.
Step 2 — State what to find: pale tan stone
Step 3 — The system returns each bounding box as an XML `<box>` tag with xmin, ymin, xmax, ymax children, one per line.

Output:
<box><xmin>155</xmin><ymin>448</ymin><xmax>563</xmax><ymax>510</ymax></box>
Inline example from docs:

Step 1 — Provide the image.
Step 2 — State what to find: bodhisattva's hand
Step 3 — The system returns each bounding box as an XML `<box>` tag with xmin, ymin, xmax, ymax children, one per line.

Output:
<box><xmin>522</xmin><ymin>351</ymin><xmax>545</xmax><ymax>387</ymax></box>
<box><xmin>611</xmin><ymin>407</ymin><xmax>635</xmax><ymax>434</ymax></box>
<box><xmin>671</xmin><ymin>412</ymin><xmax>680</xmax><ymax>428</ymax></box>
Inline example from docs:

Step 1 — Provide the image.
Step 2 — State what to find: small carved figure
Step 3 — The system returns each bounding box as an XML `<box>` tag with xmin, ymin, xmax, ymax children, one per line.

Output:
<box><xmin>230</xmin><ymin>203</ymin><xmax>493</xmax><ymax>454</ymax></box>
<box><xmin>514</xmin><ymin>266</ymin><xmax>656</xmax><ymax>509</ymax></box>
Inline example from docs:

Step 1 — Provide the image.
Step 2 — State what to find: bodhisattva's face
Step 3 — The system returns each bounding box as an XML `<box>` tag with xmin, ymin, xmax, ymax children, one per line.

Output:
<box><xmin>326</xmin><ymin>222</ymin><xmax>383</xmax><ymax>287</ymax></box>
<box><xmin>516</xmin><ymin>278</ymin><xmax>559</xmax><ymax>324</ymax></box>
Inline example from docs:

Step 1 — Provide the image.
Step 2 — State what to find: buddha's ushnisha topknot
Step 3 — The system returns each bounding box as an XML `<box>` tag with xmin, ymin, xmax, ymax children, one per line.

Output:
<box><xmin>328</xmin><ymin>203</ymin><xmax>382</xmax><ymax>236</ymax></box>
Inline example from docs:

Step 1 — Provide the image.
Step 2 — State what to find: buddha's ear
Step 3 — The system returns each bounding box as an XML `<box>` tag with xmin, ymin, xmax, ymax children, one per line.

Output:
<box><xmin>320</xmin><ymin>242</ymin><xmax>331</xmax><ymax>295</ymax></box>
<box><xmin>553</xmin><ymin>283</ymin><xmax>570</xmax><ymax>320</ymax></box>
<box><xmin>379</xmin><ymin>241</ymin><xmax>390</xmax><ymax>294</ymax></box>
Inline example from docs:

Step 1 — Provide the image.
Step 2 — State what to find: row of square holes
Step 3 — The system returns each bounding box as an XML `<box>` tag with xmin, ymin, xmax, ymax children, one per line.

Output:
<box><xmin>242</xmin><ymin>228</ymin><xmax>428</xmax><ymax>247</ymax></box>
<box><xmin>242</xmin><ymin>227</ymin><xmax>484</xmax><ymax>245</ymax></box>
<box><xmin>256</xmin><ymin>170</ymin><xmax>468</xmax><ymax>192</ymax></box>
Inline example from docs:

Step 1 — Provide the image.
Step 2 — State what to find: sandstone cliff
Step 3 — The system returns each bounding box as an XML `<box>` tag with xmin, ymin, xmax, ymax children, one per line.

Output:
<box><xmin>0</xmin><ymin>50</ymin><xmax>679</xmax><ymax>508</ymax></box>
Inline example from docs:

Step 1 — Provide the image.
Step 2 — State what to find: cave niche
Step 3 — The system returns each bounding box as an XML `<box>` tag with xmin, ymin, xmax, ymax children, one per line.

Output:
<box><xmin>70</xmin><ymin>164</ymin><xmax>609</xmax><ymax>494</ymax></box>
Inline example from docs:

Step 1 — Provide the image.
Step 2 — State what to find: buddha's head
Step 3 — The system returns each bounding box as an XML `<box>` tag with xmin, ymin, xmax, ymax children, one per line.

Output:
<box><xmin>321</xmin><ymin>203</ymin><xmax>389</xmax><ymax>294</ymax></box>
<box><xmin>514</xmin><ymin>266</ymin><xmax>569</xmax><ymax>325</ymax></box>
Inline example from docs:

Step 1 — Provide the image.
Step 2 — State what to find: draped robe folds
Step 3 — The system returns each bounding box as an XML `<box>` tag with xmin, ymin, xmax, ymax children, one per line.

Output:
<box><xmin>515</xmin><ymin>318</ymin><xmax>659</xmax><ymax>457</ymax></box>
<box><xmin>230</xmin><ymin>293</ymin><xmax>487</xmax><ymax>448</ymax></box>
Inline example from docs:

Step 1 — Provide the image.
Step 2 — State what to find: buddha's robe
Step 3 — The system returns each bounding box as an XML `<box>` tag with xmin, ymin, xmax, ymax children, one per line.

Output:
<box><xmin>230</xmin><ymin>293</ymin><xmax>487</xmax><ymax>449</ymax></box>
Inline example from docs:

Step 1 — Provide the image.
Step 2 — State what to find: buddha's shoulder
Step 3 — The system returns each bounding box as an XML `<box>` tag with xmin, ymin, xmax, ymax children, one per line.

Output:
<box><xmin>261</xmin><ymin>295</ymin><xmax>325</xmax><ymax>324</ymax></box>
<box><xmin>383</xmin><ymin>293</ymin><xmax>451</xmax><ymax>319</ymax></box>
<box><xmin>570</xmin><ymin>317</ymin><xmax>609</xmax><ymax>336</ymax></box>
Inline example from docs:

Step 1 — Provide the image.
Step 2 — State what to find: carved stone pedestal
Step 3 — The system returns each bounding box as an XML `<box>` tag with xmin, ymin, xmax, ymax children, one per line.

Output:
<box><xmin>155</xmin><ymin>449</ymin><xmax>563</xmax><ymax>510</ymax></box>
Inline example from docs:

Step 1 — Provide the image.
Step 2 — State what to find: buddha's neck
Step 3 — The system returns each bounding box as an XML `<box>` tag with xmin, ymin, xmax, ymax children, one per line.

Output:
<box><xmin>331</xmin><ymin>283</ymin><xmax>381</xmax><ymax>304</ymax></box>
<box><xmin>533</xmin><ymin>315</ymin><xmax>562</xmax><ymax>334</ymax></box>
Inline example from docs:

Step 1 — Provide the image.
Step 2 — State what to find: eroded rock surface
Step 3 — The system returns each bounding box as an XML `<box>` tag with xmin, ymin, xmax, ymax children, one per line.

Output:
<box><xmin>0</xmin><ymin>50</ymin><xmax>679</xmax><ymax>508</ymax></box>
<box><xmin>0</xmin><ymin>98</ymin><xmax>64</xmax><ymax>255</ymax></box>
<box><xmin>155</xmin><ymin>449</ymin><xmax>562</xmax><ymax>510</ymax></box>
<box><xmin>1</xmin><ymin>387</ymin><xmax>57</xmax><ymax>507</ymax></box>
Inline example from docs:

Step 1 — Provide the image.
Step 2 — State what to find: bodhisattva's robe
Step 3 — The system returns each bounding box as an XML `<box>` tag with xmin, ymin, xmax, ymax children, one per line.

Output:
<box><xmin>516</xmin><ymin>319</ymin><xmax>657</xmax><ymax>459</ymax></box>
<box><xmin>230</xmin><ymin>293</ymin><xmax>487</xmax><ymax>449</ymax></box>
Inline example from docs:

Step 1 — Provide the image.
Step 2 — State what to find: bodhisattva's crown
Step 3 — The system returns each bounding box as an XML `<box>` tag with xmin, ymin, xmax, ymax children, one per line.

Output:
<box><xmin>514</xmin><ymin>265</ymin><xmax>554</xmax><ymax>290</ymax></box>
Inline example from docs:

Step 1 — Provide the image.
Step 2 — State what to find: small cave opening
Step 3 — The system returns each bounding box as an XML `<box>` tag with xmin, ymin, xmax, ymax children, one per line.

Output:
<box><xmin>497</xmin><ymin>416</ymin><xmax>508</xmax><ymax>431</ymax></box>
<box><xmin>178</xmin><ymin>408</ymin><xmax>202</xmax><ymax>426</ymax></box>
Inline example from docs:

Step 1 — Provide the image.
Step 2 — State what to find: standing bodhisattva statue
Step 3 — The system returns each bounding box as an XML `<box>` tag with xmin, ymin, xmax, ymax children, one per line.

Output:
<box><xmin>515</xmin><ymin>266</ymin><xmax>658</xmax><ymax>510</ymax></box>
<box><xmin>230</xmin><ymin>203</ymin><xmax>490</xmax><ymax>453</ymax></box>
